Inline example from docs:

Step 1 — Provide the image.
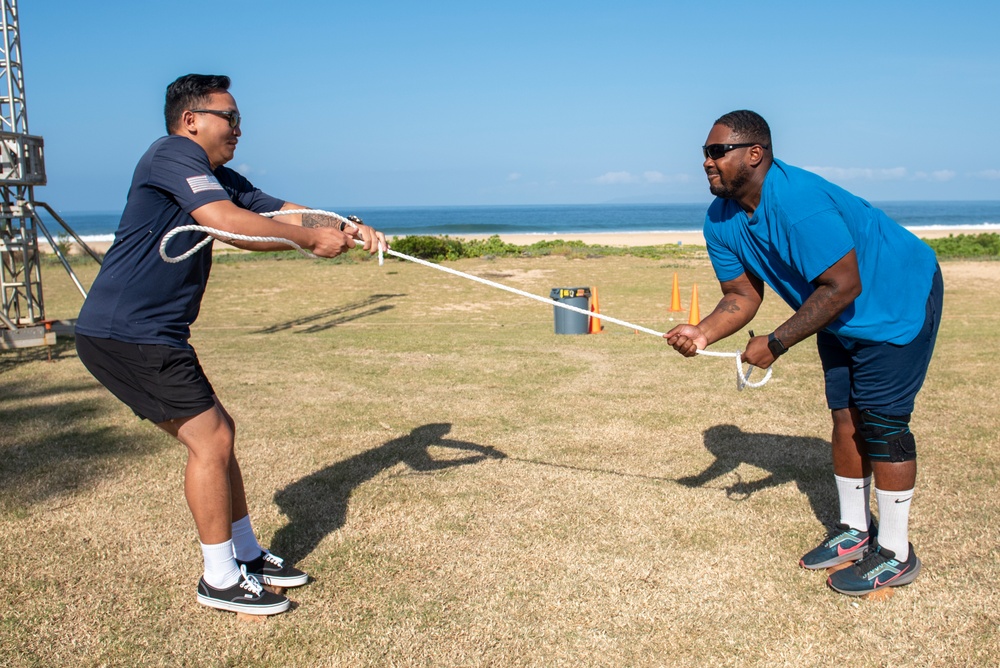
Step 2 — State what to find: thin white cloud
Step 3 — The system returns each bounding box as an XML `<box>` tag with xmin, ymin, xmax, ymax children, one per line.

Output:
<box><xmin>506</xmin><ymin>172</ymin><xmax>522</xmax><ymax>181</ymax></box>
<box><xmin>804</xmin><ymin>166</ymin><xmax>908</xmax><ymax>181</ymax></box>
<box><xmin>594</xmin><ymin>171</ymin><xmax>637</xmax><ymax>184</ymax></box>
<box><xmin>974</xmin><ymin>169</ymin><xmax>1000</xmax><ymax>180</ymax></box>
<box><xmin>235</xmin><ymin>163</ymin><xmax>265</xmax><ymax>176</ymax></box>
<box><xmin>913</xmin><ymin>170</ymin><xmax>956</xmax><ymax>182</ymax></box>
<box><xmin>642</xmin><ymin>171</ymin><xmax>690</xmax><ymax>184</ymax></box>
<box><xmin>593</xmin><ymin>170</ymin><xmax>690</xmax><ymax>185</ymax></box>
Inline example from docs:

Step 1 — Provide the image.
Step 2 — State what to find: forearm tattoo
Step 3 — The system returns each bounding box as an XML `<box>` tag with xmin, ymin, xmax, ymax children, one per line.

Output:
<box><xmin>781</xmin><ymin>282</ymin><xmax>849</xmax><ymax>344</ymax></box>
<box><xmin>301</xmin><ymin>213</ymin><xmax>340</xmax><ymax>229</ymax></box>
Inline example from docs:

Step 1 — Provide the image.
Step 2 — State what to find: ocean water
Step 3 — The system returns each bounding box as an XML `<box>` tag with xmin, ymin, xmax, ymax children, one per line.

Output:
<box><xmin>37</xmin><ymin>201</ymin><xmax>1000</xmax><ymax>243</ymax></box>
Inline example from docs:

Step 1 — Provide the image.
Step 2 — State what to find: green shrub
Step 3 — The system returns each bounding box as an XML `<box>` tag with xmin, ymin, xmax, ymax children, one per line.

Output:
<box><xmin>461</xmin><ymin>234</ymin><xmax>521</xmax><ymax>258</ymax></box>
<box><xmin>923</xmin><ymin>233</ymin><xmax>1000</xmax><ymax>259</ymax></box>
<box><xmin>55</xmin><ymin>234</ymin><xmax>73</xmax><ymax>256</ymax></box>
<box><xmin>389</xmin><ymin>235</ymin><xmax>465</xmax><ymax>262</ymax></box>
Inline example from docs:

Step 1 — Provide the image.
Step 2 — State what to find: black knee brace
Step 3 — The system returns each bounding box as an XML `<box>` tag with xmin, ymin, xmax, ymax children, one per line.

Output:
<box><xmin>859</xmin><ymin>410</ymin><xmax>917</xmax><ymax>462</ymax></box>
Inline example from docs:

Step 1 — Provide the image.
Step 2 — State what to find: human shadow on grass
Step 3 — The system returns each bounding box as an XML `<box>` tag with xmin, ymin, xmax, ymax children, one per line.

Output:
<box><xmin>677</xmin><ymin>424</ymin><xmax>836</xmax><ymax>525</ymax></box>
<box><xmin>0</xmin><ymin>338</ymin><xmax>79</xmax><ymax>375</ymax></box>
<box><xmin>270</xmin><ymin>423</ymin><xmax>506</xmax><ymax>565</ymax></box>
<box><xmin>0</xmin><ymin>375</ymin><xmax>169</xmax><ymax>513</ymax></box>
<box><xmin>256</xmin><ymin>293</ymin><xmax>404</xmax><ymax>334</ymax></box>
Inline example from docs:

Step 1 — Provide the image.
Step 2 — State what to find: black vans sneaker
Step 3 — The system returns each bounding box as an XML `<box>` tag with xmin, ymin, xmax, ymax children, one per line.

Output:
<box><xmin>237</xmin><ymin>550</ymin><xmax>309</xmax><ymax>588</ymax></box>
<box><xmin>197</xmin><ymin>565</ymin><xmax>290</xmax><ymax>615</ymax></box>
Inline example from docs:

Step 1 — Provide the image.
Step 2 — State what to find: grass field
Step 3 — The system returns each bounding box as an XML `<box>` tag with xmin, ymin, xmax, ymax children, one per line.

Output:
<box><xmin>2</xmin><ymin>250</ymin><xmax>998</xmax><ymax>666</ymax></box>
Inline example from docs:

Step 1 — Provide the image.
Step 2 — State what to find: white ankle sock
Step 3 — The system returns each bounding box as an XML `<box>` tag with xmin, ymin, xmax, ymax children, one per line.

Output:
<box><xmin>201</xmin><ymin>539</ymin><xmax>241</xmax><ymax>589</ymax></box>
<box><xmin>231</xmin><ymin>514</ymin><xmax>265</xmax><ymax>562</ymax></box>
<box><xmin>835</xmin><ymin>474</ymin><xmax>871</xmax><ymax>530</ymax></box>
<box><xmin>875</xmin><ymin>487</ymin><xmax>913</xmax><ymax>560</ymax></box>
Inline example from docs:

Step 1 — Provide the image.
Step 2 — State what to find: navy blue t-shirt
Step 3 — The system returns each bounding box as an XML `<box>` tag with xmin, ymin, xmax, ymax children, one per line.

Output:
<box><xmin>76</xmin><ymin>135</ymin><xmax>284</xmax><ymax>347</ymax></box>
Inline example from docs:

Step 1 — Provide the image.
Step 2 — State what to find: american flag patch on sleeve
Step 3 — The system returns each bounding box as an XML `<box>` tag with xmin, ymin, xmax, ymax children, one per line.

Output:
<box><xmin>186</xmin><ymin>174</ymin><xmax>225</xmax><ymax>194</ymax></box>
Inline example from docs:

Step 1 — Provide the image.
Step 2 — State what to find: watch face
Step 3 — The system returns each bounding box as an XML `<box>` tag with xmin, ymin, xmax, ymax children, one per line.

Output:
<box><xmin>768</xmin><ymin>334</ymin><xmax>786</xmax><ymax>357</ymax></box>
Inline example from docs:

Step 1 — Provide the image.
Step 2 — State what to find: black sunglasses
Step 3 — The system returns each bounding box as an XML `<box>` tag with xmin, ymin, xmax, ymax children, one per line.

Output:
<box><xmin>190</xmin><ymin>109</ymin><xmax>241</xmax><ymax>128</ymax></box>
<box><xmin>702</xmin><ymin>143</ymin><xmax>767</xmax><ymax>160</ymax></box>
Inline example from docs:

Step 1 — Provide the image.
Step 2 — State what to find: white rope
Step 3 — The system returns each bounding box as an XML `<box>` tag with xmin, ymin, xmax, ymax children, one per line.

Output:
<box><xmin>158</xmin><ymin>209</ymin><xmax>772</xmax><ymax>390</ymax></box>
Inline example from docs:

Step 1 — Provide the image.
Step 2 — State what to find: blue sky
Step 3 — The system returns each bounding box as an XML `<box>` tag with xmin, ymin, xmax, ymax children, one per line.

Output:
<box><xmin>22</xmin><ymin>1</ymin><xmax>1000</xmax><ymax>212</ymax></box>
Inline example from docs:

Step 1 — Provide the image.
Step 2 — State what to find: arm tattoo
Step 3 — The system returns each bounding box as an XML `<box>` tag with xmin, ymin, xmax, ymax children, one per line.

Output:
<box><xmin>301</xmin><ymin>213</ymin><xmax>343</xmax><ymax>229</ymax></box>
<box><xmin>714</xmin><ymin>298</ymin><xmax>742</xmax><ymax>315</ymax></box>
<box><xmin>781</xmin><ymin>282</ymin><xmax>848</xmax><ymax>344</ymax></box>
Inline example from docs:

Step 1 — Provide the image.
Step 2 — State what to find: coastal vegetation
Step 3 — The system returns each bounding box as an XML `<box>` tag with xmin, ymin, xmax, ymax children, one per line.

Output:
<box><xmin>41</xmin><ymin>232</ymin><xmax>1000</xmax><ymax>266</ymax></box>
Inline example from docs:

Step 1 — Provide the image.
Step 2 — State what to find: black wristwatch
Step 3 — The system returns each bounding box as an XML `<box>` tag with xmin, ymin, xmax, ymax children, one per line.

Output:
<box><xmin>767</xmin><ymin>332</ymin><xmax>789</xmax><ymax>358</ymax></box>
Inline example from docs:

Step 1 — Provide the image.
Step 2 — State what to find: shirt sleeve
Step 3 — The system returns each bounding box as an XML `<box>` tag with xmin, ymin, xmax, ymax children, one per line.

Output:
<box><xmin>146</xmin><ymin>140</ymin><xmax>232</xmax><ymax>213</ymax></box>
<box><xmin>215</xmin><ymin>167</ymin><xmax>286</xmax><ymax>214</ymax></box>
<box><xmin>704</xmin><ymin>199</ymin><xmax>746</xmax><ymax>282</ymax></box>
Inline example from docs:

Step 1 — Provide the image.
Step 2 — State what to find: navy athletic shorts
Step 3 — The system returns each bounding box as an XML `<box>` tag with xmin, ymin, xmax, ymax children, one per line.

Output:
<box><xmin>76</xmin><ymin>334</ymin><xmax>217</xmax><ymax>423</ymax></box>
<box><xmin>818</xmin><ymin>265</ymin><xmax>943</xmax><ymax>416</ymax></box>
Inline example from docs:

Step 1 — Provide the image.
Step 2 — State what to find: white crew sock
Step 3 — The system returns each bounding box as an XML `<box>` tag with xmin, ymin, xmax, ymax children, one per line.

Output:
<box><xmin>875</xmin><ymin>487</ymin><xmax>913</xmax><ymax>560</ymax></box>
<box><xmin>835</xmin><ymin>474</ymin><xmax>872</xmax><ymax>530</ymax></box>
<box><xmin>231</xmin><ymin>514</ymin><xmax>265</xmax><ymax>562</ymax></box>
<box><xmin>201</xmin><ymin>539</ymin><xmax>241</xmax><ymax>589</ymax></box>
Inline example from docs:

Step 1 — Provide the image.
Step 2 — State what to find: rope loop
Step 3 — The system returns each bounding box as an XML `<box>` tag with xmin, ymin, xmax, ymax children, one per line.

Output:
<box><xmin>159</xmin><ymin>210</ymin><xmax>369</xmax><ymax>264</ymax></box>
<box><xmin>694</xmin><ymin>348</ymin><xmax>772</xmax><ymax>391</ymax></box>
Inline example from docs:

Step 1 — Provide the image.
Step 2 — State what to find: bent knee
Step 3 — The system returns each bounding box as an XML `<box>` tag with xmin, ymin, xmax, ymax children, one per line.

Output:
<box><xmin>859</xmin><ymin>410</ymin><xmax>917</xmax><ymax>462</ymax></box>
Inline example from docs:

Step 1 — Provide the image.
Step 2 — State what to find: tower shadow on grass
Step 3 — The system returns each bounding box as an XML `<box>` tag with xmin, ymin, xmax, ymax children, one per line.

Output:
<box><xmin>255</xmin><ymin>293</ymin><xmax>404</xmax><ymax>334</ymax></box>
<box><xmin>677</xmin><ymin>424</ymin><xmax>835</xmax><ymax>526</ymax></box>
<box><xmin>271</xmin><ymin>423</ymin><xmax>506</xmax><ymax>565</ymax></box>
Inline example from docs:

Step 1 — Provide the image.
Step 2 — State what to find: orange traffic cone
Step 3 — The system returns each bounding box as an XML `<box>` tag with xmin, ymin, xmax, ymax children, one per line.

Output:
<box><xmin>589</xmin><ymin>286</ymin><xmax>603</xmax><ymax>334</ymax></box>
<box><xmin>688</xmin><ymin>284</ymin><xmax>700</xmax><ymax>325</ymax></box>
<box><xmin>669</xmin><ymin>272</ymin><xmax>683</xmax><ymax>312</ymax></box>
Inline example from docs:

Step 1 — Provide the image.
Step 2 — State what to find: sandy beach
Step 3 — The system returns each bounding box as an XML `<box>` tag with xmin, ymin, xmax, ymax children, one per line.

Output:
<box><xmin>461</xmin><ymin>226</ymin><xmax>997</xmax><ymax>247</ymax></box>
<box><xmin>38</xmin><ymin>226</ymin><xmax>994</xmax><ymax>256</ymax></box>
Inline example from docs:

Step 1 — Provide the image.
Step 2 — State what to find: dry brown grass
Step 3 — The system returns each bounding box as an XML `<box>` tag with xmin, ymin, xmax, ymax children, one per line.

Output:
<box><xmin>2</xmin><ymin>253</ymin><xmax>998</xmax><ymax>667</ymax></box>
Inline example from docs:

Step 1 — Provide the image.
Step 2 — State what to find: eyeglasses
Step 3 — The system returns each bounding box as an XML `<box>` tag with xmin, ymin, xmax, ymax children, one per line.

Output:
<box><xmin>190</xmin><ymin>109</ymin><xmax>241</xmax><ymax>128</ymax></box>
<box><xmin>702</xmin><ymin>143</ymin><xmax>768</xmax><ymax>160</ymax></box>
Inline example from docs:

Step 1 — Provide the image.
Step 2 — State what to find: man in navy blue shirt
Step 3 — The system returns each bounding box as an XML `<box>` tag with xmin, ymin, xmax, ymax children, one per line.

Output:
<box><xmin>76</xmin><ymin>74</ymin><xmax>387</xmax><ymax>616</ymax></box>
<box><xmin>667</xmin><ymin>110</ymin><xmax>942</xmax><ymax>597</ymax></box>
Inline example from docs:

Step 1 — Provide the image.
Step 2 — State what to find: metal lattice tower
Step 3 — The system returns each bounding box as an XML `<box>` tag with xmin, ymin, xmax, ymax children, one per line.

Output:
<box><xmin>1</xmin><ymin>0</ymin><xmax>95</xmax><ymax>349</ymax></box>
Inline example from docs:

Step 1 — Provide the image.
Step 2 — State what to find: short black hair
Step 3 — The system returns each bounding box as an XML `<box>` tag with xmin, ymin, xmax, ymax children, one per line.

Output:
<box><xmin>714</xmin><ymin>110</ymin><xmax>772</xmax><ymax>149</ymax></box>
<box><xmin>164</xmin><ymin>74</ymin><xmax>231</xmax><ymax>133</ymax></box>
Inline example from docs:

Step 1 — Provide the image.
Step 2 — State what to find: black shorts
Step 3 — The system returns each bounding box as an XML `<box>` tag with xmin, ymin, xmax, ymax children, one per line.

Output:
<box><xmin>76</xmin><ymin>333</ymin><xmax>216</xmax><ymax>423</ymax></box>
<box><xmin>818</xmin><ymin>265</ymin><xmax>943</xmax><ymax>416</ymax></box>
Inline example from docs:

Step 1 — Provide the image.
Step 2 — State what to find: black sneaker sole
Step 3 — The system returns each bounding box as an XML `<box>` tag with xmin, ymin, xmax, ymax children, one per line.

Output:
<box><xmin>197</xmin><ymin>592</ymin><xmax>290</xmax><ymax>615</ymax></box>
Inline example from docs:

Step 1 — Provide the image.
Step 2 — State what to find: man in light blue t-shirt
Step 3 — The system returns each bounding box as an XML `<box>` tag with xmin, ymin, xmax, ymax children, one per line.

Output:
<box><xmin>666</xmin><ymin>110</ymin><xmax>942</xmax><ymax>597</ymax></box>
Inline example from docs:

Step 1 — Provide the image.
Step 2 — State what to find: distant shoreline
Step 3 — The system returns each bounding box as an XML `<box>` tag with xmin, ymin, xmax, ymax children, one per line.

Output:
<box><xmin>38</xmin><ymin>226</ymin><xmax>1000</xmax><ymax>255</ymax></box>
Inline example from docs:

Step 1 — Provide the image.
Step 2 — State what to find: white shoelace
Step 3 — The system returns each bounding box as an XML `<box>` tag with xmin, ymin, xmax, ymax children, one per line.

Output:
<box><xmin>261</xmin><ymin>552</ymin><xmax>284</xmax><ymax>568</ymax></box>
<box><xmin>238</xmin><ymin>564</ymin><xmax>264</xmax><ymax>596</ymax></box>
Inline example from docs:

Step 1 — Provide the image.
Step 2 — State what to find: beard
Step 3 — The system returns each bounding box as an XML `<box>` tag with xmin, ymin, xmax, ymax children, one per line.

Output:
<box><xmin>708</xmin><ymin>161</ymin><xmax>751</xmax><ymax>199</ymax></box>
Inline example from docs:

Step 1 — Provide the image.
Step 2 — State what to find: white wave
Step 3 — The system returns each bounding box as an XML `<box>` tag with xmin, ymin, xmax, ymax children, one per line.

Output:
<box><xmin>904</xmin><ymin>223</ymin><xmax>1000</xmax><ymax>232</ymax></box>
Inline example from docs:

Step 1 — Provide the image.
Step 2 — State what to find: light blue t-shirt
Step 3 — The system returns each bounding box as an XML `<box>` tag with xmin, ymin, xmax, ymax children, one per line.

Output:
<box><xmin>704</xmin><ymin>159</ymin><xmax>937</xmax><ymax>346</ymax></box>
